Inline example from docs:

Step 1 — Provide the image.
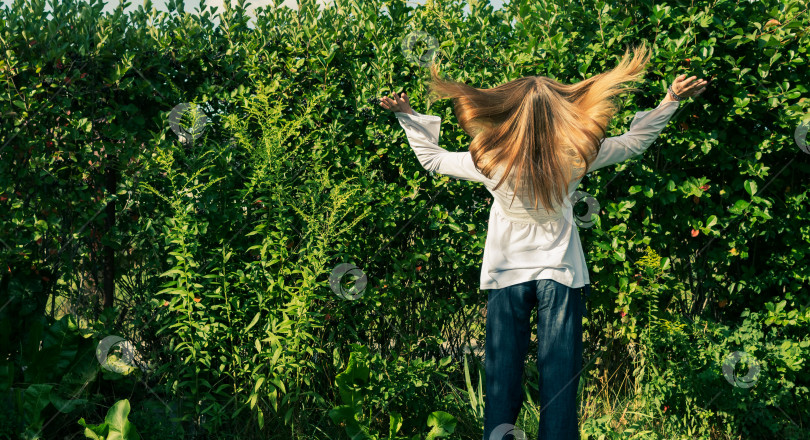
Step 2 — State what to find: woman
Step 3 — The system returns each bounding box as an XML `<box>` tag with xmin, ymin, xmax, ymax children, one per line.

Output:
<box><xmin>379</xmin><ymin>42</ymin><xmax>708</xmax><ymax>440</ymax></box>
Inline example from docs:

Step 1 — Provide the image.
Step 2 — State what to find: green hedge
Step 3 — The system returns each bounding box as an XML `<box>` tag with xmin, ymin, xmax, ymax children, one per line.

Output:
<box><xmin>1</xmin><ymin>0</ymin><xmax>808</xmax><ymax>438</ymax></box>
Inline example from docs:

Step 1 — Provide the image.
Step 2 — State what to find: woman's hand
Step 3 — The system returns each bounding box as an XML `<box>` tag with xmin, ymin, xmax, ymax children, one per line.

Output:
<box><xmin>671</xmin><ymin>74</ymin><xmax>709</xmax><ymax>99</ymax></box>
<box><xmin>379</xmin><ymin>92</ymin><xmax>415</xmax><ymax>115</ymax></box>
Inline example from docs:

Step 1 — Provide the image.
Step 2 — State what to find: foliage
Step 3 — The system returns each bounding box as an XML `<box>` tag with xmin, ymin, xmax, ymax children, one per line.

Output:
<box><xmin>328</xmin><ymin>344</ymin><xmax>457</xmax><ymax>439</ymax></box>
<box><xmin>0</xmin><ymin>313</ymin><xmax>97</xmax><ymax>439</ymax></box>
<box><xmin>78</xmin><ymin>399</ymin><xmax>140</xmax><ymax>440</ymax></box>
<box><xmin>0</xmin><ymin>0</ymin><xmax>808</xmax><ymax>438</ymax></box>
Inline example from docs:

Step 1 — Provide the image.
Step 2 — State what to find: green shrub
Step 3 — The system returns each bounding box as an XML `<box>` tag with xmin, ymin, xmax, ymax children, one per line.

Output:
<box><xmin>329</xmin><ymin>344</ymin><xmax>457</xmax><ymax>439</ymax></box>
<box><xmin>1</xmin><ymin>0</ymin><xmax>808</xmax><ymax>438</ymax></box>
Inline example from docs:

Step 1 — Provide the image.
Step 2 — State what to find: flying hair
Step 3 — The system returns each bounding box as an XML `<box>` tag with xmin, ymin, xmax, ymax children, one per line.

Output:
<box><xmin>424</xmin><ymin>42</ymin><xmax>653</xmax><ymax>214</ymax></box>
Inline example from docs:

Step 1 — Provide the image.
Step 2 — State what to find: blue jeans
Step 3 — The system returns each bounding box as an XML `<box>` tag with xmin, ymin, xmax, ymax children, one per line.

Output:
<box><xmin>482</xmin><ymin>279</ymin><xmax>590</xmax><ymax>440</ymax></box>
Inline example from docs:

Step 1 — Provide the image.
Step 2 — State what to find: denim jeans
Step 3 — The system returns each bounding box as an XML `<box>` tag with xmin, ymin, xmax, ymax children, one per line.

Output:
<box><xmin>482</xmin><ymin>279</ymin><xmax>590</xmax><ymax>440</ymax></box>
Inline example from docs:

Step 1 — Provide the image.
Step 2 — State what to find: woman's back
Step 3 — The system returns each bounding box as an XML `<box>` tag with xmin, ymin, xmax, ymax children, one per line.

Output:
<box><xmin>393</xmin><ymin>96</ymin><xmax>681</xmax><ymax>290</ymax></box>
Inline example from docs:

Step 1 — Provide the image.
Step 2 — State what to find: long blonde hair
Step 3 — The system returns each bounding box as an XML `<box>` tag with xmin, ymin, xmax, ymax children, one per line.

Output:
<box><xmin>425</xmin><ymin>42</ymin><xmax>652</xmax><ymax>214</ymax></box>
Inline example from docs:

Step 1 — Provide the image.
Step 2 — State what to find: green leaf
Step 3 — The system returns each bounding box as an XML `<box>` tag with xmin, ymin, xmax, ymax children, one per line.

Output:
<box><xmin>463</xmin><ymin>356</ymin><xmax>477</xmax><ymax>413</ymax></box>
<box><xmin>23</xmin><ymin>384</ymin><xmax>52</xmax><ymax>422</ymax></box>
<box><xmin>78</xmin><ymin>418</ymin><xmax>108</xmax><ymax>439</ymax></box>
<box><xmin>248</xmin><ymin>392</ymin><xmax>258</xmax><ymax>410</ymax></box>
<box><xmin>334</xmin><ymin>350</ymin><xmax>370</xmax><ymax>406</ymax></box>
<box><xmin>254</xmin><ymin>376</ymin><xmax>265</xmax><ymax>394</ymax></box>
<box><xmin>50</xmin><ymin>394</ymin><xmax>87</xmax><ymax>414</ymax></box>
<box><xmin>244</xmin><ymin>312</ymin><xmax>261</xmax><ymax>332</ymax></box>
<box><xmin>744</xmin><ymin>180</ymin><xmax>757</xmax><ymax>197</ymax></box>
<box><xmin>729</xmin><ymin>199</ymin><xmax>750</xmax><ymax>215</ymax></box>
<box><xmin>389</xmin><ymin>411</ymin><xmax>403</xmax><ymax>438</ymax></box>
<box><xmin>438</xmin><ymin>355</ymin><xmax>451</xmax><ymax>368</ymax></box>
<box><xmin>701</xmin><ymin>141</ymin><xmax>712</xmax><ymax>154</ymax></box>
<box><xmin>105</xmin><ymin>399</ymin><xmax>140</xmax><ymax>440</ymax></box>
<box><xmin>425</xmin><ymin>411</ymin><xmax>456</xmax><ymax>439</ymax></box>
<box><xmin>268</xmin><ymin>388</ymin><xmax>278</xmax><ymax>411</ymax></box>
<box><xmin>329</xmin><ymin>405</ymin><xmax>366</xmax><ymax>439</ymax></box>
<box><xmin>159</xmin><ymin>269</ymin><xmax>187</xmax><ymax>278</ymax></box>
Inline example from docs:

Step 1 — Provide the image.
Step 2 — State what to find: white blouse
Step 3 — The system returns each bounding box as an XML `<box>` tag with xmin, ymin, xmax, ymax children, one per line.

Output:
<box><xmin>394</xmin><ymin>99</ymin><xmax>680</xmax><ymax>291</ymax></box>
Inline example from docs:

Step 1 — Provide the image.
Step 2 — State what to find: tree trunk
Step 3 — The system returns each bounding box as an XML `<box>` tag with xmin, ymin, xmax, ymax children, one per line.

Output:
<box><xmin>102</xmin><ymin>158</ymin><xmax>118</xmax><ymax>310</ymax></box>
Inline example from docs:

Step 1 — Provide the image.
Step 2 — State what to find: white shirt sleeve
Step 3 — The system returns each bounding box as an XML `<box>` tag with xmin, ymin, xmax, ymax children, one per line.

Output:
<box><xmin>394</xmin><ymin>110</ymin><xmax>490</xmax><ymax>183</ymax></box>
<box><xmin>587</xmin><ymin>100</ymin><xmax>680</xmax><ymax>174</ymax></box>
<box><xmin>395</xmin><ymin>101</ymin><xmax>679</xmax><ymax>180</ymax></box>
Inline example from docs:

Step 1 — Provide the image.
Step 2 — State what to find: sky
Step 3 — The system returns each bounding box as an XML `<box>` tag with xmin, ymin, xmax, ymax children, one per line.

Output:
<box><xmin>0</xmin><ymin>0</ymin><xmax>508</xmax><ymax>18</ymax></box>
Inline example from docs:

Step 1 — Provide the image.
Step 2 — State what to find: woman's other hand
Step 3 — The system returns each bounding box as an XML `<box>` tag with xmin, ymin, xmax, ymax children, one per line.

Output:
<box><xmin>379</xmin><ymin>91</ymin><xmax>415</xmax><ymax>115</ymax></box>
<box><xmin>671</xmin><ymin>74</ymin><xmax>709</xmax><ymax>99</ymax></box>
